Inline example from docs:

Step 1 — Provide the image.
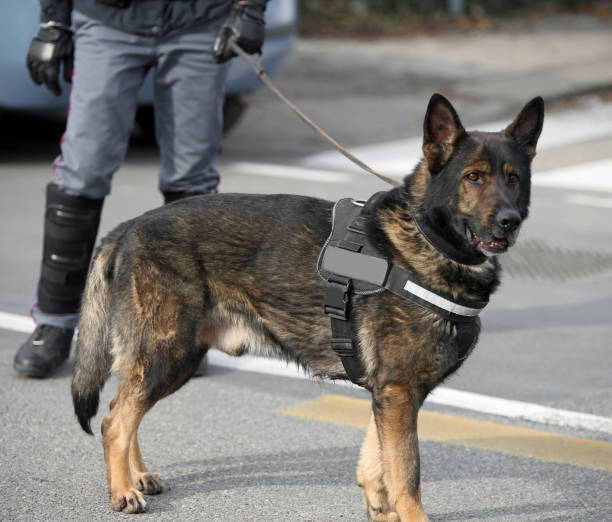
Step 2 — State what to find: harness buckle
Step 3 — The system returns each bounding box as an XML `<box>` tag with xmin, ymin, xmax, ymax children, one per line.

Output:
<box><xmin>324</xmin><ymin>278</ymin><xmax>352</xmax><ymax>320</ymax></box>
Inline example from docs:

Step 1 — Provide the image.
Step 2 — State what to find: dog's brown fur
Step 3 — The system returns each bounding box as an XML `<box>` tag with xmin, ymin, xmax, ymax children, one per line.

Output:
<box><xmin>72</xmin><ymin>94</ymin><xmax>543</xmax><ymax>520</ymax></box>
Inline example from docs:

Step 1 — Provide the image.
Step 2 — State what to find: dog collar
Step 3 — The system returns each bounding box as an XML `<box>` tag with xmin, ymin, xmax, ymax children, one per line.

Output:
<box><xmin>404</xmin><ymin>199</ymin><xmax>488</xmax><ymax>266</ymax></box>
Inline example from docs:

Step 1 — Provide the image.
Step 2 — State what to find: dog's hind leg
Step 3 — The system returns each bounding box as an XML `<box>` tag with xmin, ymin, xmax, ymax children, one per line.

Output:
<box><xmin>129</xmin><ymin>431</ymin><xmax>164</xmax><ymax>495</ymax></box>
<box><xmin>357</xmin><ymin>413</ymin><xmax>399</xmax><ymax>522</ymax></box>
<box><xmin>100</xmin><ymin>262</ymin><xmax>206</xmax><ymax>512</ymax></box>
<box><xmin>102</xmin><ymin>343</ymin><xmax>203</xmax><ymax>513</ymax></box>
<box><xmin>126</xmin><ymin>342</ymin><xmax>206</xmax><ymax>497</ymax></box>
<box><xmin>102</xmin><ymin>382</ymin><xmax>151</xmax><ymax>513</ymax></box>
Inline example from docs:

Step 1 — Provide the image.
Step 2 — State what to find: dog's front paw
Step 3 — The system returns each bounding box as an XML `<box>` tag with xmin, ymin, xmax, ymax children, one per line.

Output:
<box><xmin>368</xmin><ymin>506</ymin><xmax>400</xmax><ymax>521</ymax></box>
<box><xmin>110</xmin><ymin>488</ymin><xmax>147</xmax><ymax>513</ymax></box>
<box><xmin>133</xmin><ymin>472</ymin><xmax>164</xmax><ymax>495</ymax></box>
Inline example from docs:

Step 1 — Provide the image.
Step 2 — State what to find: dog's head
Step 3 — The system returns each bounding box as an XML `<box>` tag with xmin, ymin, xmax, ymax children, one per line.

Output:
<box><xmin>419</xmin><ymin>93</ymin><xmax>544</xmax><ymax>258</ymax></box>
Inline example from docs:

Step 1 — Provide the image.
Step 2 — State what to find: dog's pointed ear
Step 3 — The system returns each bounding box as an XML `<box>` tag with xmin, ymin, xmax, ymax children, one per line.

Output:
<box><xmin>505</xmin><ymin>96</ymin><xmax>544</xmax><ymax>159</ymax></box>
<box><xmin>423</xmin><ymin>93</ymin><xmax>466</xmax><ymax>173</ymax></box>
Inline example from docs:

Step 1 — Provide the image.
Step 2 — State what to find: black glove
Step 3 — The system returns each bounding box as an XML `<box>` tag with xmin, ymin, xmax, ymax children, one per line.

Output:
<box><xmin>26</xmin><ymin>24</ymin><xmax>74</xmax><ymax>96</ymax></box>
<box><xmin>213</xmin><ymin>2</ymin><xmax>265</xmax><ymax>63</ymax></box>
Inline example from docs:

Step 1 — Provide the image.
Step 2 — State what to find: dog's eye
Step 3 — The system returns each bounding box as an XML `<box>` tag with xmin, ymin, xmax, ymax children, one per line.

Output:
<box><xmin>508</xmin><ymin>173</ymin><xmax>520</xmax><ymax>185</ymax></box>
<box><xmin>465</xmin><ymin>172</ymin><xmax>483</xmax><ymax>184</ymax></box>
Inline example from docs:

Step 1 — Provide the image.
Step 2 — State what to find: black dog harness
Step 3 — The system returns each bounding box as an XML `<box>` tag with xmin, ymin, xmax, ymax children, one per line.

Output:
<box><xmin>317</xmin><ymin>193</ymin><xmax>489</xmax><ymax>388</ymax></box>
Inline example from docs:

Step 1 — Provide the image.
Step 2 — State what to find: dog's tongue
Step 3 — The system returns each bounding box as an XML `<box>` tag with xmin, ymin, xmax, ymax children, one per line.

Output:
<box><xmin>471</xmin><ymin>233</ymin><xmax>507</xmax><ymax>250</ymax></box>
<box><xmin>488</xmin><ymin>237</ymin><xmax>508</xmax><ymax>247</ymax></box>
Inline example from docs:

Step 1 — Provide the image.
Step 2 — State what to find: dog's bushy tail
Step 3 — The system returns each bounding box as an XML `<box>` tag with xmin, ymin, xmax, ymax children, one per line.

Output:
<box><xmin>71</xmin><ymin>237</ymin><xmax>118</xmax><ymax>435</ymax></box>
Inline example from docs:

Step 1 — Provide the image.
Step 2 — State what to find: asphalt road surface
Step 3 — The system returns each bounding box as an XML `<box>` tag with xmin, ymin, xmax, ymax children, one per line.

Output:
<box><xmin>1</xmin><ymin>37</ymin><xmax>612</xmax><ymax>521</ymax></box>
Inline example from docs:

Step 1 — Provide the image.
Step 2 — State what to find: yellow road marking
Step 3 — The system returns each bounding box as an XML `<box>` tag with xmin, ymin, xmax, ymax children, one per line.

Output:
<box><xmin>279</xmin><ymin>395</ymin><xmax>612</xmax><ymax>472</ymax></box>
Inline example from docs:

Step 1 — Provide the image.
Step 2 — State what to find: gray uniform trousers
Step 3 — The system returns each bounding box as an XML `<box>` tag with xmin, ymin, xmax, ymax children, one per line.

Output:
<box><xmin>34</xmin><ymin>11</ymin><xmax>229</xmax><ymax>329</ymax></box>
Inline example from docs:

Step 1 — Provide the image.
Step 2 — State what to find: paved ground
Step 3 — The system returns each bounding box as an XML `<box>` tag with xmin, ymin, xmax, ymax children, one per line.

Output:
<box><xmin>1</xmin><ymin>13</ymin><xmax>612</xmax><ymax>522</ymax></box>
<box><xmin>1</xmin><ymin>358</ymin><xmax>611</xmax><ymax>521</ymax></box>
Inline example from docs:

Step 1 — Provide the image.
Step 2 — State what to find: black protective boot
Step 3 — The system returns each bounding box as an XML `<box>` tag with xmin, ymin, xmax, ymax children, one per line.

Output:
<box><xmin>14</xmin><ymin>325</ymin><xmax>74</xmax><ymax>378</ymax></box>
<box><xmin>37</xmin><ymin>184</ymin><xmax>104</xmax><ymax>315</ymax></box>
<box><xmin>14</xmin><ymin>184</ymin><xmax>103</xmax><ymax>378</ymax></box>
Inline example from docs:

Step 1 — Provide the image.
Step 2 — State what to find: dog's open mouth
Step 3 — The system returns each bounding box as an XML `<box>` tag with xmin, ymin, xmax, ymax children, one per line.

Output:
<box><xmin>466</xmin><ymin>226</ymin><xmax>509</xmax><ymax>255</ymax></box>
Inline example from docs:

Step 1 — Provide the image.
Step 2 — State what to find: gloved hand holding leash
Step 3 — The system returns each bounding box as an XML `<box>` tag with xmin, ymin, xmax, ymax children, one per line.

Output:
<box><xmin>213</xmin><ymin>0</ymin><xmax>266</xmax><ymax>63</ymax></box>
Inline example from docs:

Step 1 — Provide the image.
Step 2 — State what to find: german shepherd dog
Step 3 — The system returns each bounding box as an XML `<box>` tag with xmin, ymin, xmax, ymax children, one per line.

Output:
<box><xmin>72</xmin><ymin>94</ymin><xmax>543</xmax><ymax>520</ymax></box>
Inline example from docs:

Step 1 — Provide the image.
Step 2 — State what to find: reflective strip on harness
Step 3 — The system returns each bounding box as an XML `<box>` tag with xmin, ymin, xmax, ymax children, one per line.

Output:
<box><xmin>383</xmin><ymin>265</ymin><xmax>487</xmax><ymax>322</ymax></box>
<box><xmin>321</xmin><ymin>245</ymin><xmax>487</xmax><ymax>320</ymax></box>
<box><xmin>401</xmin><ymin>279</ymin><xmax>483</xmax><ymax>317</ymax></box>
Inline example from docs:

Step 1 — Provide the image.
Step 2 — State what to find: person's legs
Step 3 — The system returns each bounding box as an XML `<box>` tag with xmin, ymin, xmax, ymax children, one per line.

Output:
<box><xmin>154</xmin><ymin>18</ymin><xmax>229</xmax><ymax>200</ymax></box>
<box><xmin>15</xmin><ymin>13</ymin><xmax>154</xmax><ymax>378</ymax></box>
<box><xmin>52</xmin><ymin>13</ymin><xmax>156</xmax><ymax>200</ymax></box>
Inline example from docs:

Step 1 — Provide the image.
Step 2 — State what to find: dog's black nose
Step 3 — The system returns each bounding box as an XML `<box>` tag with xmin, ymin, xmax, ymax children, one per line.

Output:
<box><xmin>496</xmin><ymin>209</ymin><xmax>521</xmax><ymax>232</ymax></box>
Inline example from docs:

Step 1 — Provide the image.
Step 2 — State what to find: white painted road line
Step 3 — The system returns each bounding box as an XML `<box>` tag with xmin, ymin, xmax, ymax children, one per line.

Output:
<box><xmin>221</xmin><ymin>103</ymin><xmax>612</xmax><ymax>190</ymax></box>
<box><xmin>300</xmin><ymin>101</ymin><xmax>612</xmax><ymax>179</ymax></box>
<box><xmin>225</xmin><ymin>157</ymin><xmax>612</xmax><ymax>194</ymax></box>
<box><xmin>0</xmin><ymin>311</ymin><xmax>36</xmax><ymax>333</ymax></box>
<box><xmin>225</xmin><ymin>162</ymin><xmax>352</xmax><ymax>183</ymax></box>
<box><xmin>533</xmin><ymin>158</ymin><xmax>612</xmax><ymax>193</ymax></box>
<box><xmin>481</xmin><ymin>100</ymin><xmax>612</xmax><ymax>151</ymax></box>
<box><xmin>210</xmin><ymin>352</ymin><xmax>612</xmax><ymax>435</ymax></box>
<box><xmin>2</xmin><ymin>310</ymin><xmax>611</xmax><ymax>435</ymax></box>
<box><xmin>427</xmin><ymin>387</ymin><xmax>612</xmax><ymax>435</ymax></box>
<box><xmin>300</xmin><ymin>137</ymin><xmax>420</xmax><ymax>178</ymax></box>
<box><xmin>566</xmin><ymin>194</ymin><xmax>612</xmax><ymax>209</ymax></box>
